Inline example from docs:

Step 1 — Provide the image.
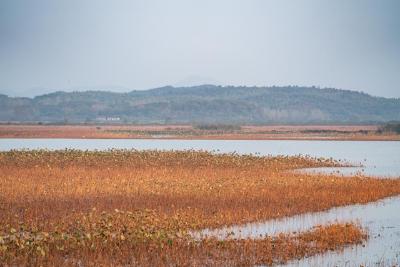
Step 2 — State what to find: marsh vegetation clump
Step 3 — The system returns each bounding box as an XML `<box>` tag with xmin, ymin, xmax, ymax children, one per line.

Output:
<box><xmin>1</xmin><ymin>150</ymin><xmax>399</xmax><ymax>265</ymax></box>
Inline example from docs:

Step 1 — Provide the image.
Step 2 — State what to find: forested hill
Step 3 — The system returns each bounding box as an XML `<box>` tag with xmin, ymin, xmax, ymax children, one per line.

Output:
<box><xmin>1</xmin><ymin>85</ymin><xmax>399</xmax><ymax>124</ymax></box>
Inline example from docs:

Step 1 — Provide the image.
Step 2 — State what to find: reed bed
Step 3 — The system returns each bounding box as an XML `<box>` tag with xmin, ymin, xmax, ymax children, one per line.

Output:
<box><xmin>1</xmin><ymin>150</ymin><xmax>399</xmax><ymax>266</ymax></box>
<box><xmin>1</xmin><ymin>124</ymin><xmax>398</xmax><ymax>140</ymax></box>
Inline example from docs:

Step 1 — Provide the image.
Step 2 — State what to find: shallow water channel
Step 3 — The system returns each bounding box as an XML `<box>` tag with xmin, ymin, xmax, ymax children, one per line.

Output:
<box><xmin>1</xmin><ymin>139</ymin><xmax>399</xmax><ymax>265</ymax></box>
<box><xmin>194</xmin><ymin>196</ymin><xmax>400</xmax><ymax>266</ymax></box>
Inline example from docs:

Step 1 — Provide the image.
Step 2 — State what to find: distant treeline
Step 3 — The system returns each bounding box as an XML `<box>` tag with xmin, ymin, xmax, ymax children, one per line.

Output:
<box><xmin>378</xmin><ymin>122</ymin><xmax>400</xmax><ymax>134</ymax></box>
<box><xmin>1</xmin><ymin>85</ymin><xmax>400</xmax><ymax>124</ymax></box>
<box><xmin>193</xmin><ymin>124</ymin><xmax>241</xmax><ymax>131</ymax></box>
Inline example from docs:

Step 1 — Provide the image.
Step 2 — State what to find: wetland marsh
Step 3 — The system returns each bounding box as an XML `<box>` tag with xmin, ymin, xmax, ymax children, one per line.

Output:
<box><xmin>0</xmin><ymin>139</ymin><xmax>399</xmax><ymax>266</ymax></box>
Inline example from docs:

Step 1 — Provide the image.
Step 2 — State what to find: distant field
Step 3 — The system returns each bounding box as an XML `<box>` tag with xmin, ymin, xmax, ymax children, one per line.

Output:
<box><xmin>1</xmin><ymin>150</ymin><xmax>400</xmax><ymax>265</ymax></box>
<box><xmin>0</xmin><ymin>124</ymin><xmax>398</xmax><ymax>140</ymax></box>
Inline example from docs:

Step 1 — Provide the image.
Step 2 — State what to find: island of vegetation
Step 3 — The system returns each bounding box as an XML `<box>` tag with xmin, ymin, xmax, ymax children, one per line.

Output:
<box><xmin>1</xmin><ymin>150</ymin><xmax>400</xmax><ymax>266</ymax></box>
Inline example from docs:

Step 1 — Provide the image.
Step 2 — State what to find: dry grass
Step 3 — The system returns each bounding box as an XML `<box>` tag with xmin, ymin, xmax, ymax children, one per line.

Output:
<box><xmin>0</xmin><ymin>150</ymin><xmax>399</xmax><ymax>266</ymax></box>
<box><xmin>1</xmin><ymin>220</ymin><xmax>366</xmax><ymax>266</ymax></box>
<box><xmin>0</xmin><ymin>124</ymin><xmax>398</xmax><ymax>140</ymax></box>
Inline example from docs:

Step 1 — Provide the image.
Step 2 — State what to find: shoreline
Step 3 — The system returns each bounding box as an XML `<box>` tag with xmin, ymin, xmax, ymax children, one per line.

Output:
<box><xmin>0</xmin><ymin>124</ymin><xmax>399</xmax><ymax>141</ymax></box>
<box><xmin>1</xmin><ymin>136</ymin><xmax>399</xmax><ymax>141</ymax></box>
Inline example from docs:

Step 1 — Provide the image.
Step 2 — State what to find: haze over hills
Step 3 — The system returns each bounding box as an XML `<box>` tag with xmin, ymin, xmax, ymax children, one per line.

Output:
<box><xmin>1</xmin><ymin>85</ymin><xmax>399</xmax><ymax>124</ymax></box>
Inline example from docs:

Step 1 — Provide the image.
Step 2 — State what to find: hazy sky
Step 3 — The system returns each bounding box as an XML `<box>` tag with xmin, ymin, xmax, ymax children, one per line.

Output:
<box><xmin>1</xmin><ymin>0</ymin><xmax>399</xmax><ymax>97</ymax></box>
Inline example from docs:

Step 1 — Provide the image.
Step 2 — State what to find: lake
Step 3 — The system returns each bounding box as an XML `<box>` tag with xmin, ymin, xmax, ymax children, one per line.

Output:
<box><xmin>1</xmin><ymin>138</ymin><xmax>399</xmax><ymax>265</ymax></box>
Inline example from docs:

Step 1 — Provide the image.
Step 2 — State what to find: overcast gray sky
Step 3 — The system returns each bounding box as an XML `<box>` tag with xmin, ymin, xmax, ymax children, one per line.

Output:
<box><xmin>1</xmin><ymin>0</ymin><xmax>399</xmax><ymax>98</ymax></box>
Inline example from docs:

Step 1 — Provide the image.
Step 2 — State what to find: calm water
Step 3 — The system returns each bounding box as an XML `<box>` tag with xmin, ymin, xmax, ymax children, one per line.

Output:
<box><xmin>1</xmin><ymin>138</ymin><xmax>400</xmax><ymax>265</ymax></box>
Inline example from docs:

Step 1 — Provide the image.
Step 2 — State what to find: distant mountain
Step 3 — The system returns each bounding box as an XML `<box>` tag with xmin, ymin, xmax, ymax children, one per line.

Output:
<box><xmin>1</xmin><ymin>85</ymin><xmax>399</xmax><ymax>124</ymax></box>
<box><xmin>1</xmin><ymin>86</ymin><xmax>131</xmax><ymax>98</ymax></box>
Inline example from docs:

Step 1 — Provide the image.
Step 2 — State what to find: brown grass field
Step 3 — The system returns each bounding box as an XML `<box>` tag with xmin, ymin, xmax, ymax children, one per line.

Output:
<box><xmin>0</xmin><ymin>124</ymin><xmax>399</xmax><ymax>140</ymax></box>
<box><xmin>1</xmin><ymin>150</ymin><xmax>400</xmax><ymax>266</ymax></box>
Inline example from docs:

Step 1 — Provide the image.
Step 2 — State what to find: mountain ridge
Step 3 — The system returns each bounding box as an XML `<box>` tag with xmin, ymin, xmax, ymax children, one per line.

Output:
<box><xmin>1</xmin><ymin>85</ymin><xmax>399</xmax><ymax>124</ymax></box>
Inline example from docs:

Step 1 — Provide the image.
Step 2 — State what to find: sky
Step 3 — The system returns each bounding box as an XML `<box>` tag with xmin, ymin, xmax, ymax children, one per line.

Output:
<box><xmin>0</xmin><ymin>0</ymin><xmax>399</xmax><ymax>98</ymax></box>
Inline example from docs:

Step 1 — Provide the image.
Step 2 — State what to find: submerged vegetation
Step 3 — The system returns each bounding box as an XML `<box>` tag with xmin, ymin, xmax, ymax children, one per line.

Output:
<box><xmin>1</xmin><ymin>150</ymin><xmax>399</xmax><ymax>266</ymax></box>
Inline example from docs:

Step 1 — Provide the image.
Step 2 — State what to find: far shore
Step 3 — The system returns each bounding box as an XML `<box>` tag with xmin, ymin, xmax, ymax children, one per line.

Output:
<box><xmin>0</xmin><ymin>124</ymin><xmax>399</xmax><ymax>141</ymax></box>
